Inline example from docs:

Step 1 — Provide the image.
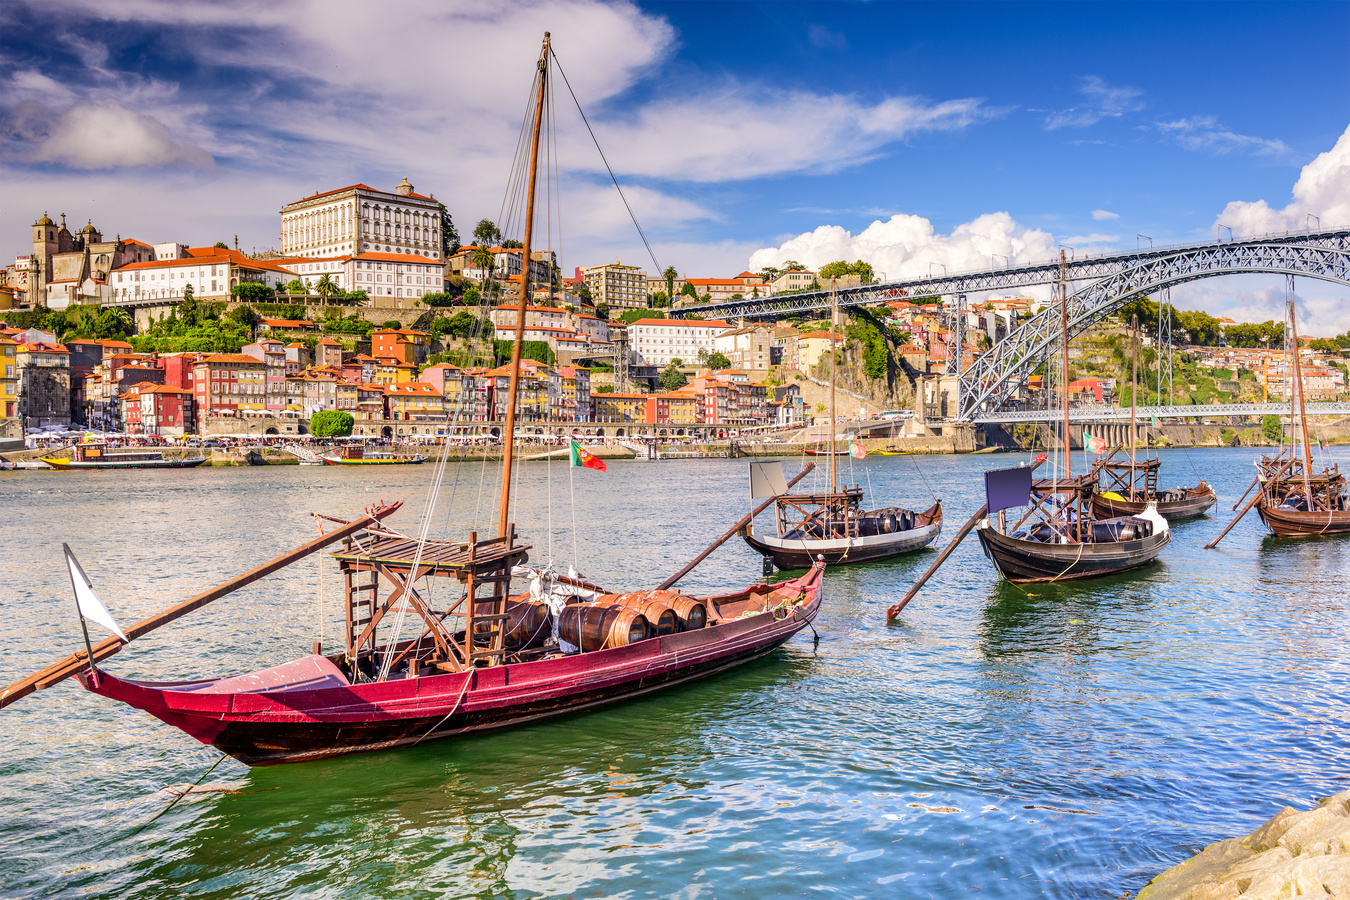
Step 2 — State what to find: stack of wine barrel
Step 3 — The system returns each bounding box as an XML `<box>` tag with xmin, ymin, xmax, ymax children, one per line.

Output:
<box><xmin>481</xmin><ymin>589</ymin><xmax>708</xmax><ymax>653</ymax></box>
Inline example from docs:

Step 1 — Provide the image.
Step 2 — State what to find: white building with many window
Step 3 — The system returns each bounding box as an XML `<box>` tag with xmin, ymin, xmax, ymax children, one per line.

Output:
<box><xmin>279</xmin><ymin>178</ymin><xmax>445</xmax><ymax>260</ymax></box>
<box><xmin>109</xmin><ymin>248</ymin><xmax>296</xmax><ymax>302</ymax></box>
<box><xmin>628</xmin><ymin>318</ymin><xmax>732</xmax><ymax>367</ymax></box>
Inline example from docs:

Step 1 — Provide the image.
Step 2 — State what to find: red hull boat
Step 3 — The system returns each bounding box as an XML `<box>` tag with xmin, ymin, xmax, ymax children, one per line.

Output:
<box><xmin>77</xmin><ymin>567</ymin><xmax>823</xmax><ymax>766</ymax></box>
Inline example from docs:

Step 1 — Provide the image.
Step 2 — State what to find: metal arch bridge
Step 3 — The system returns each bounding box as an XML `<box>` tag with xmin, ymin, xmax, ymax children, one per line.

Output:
<box><xmin>671</xmin><ymin>227</ymin><xmax>1350</xmax><ymax>420</ymax></box>
<box><xmin>970</xmin><ymin>401</ymin><xmax>1350</xmax><ymax>425</ymax></box>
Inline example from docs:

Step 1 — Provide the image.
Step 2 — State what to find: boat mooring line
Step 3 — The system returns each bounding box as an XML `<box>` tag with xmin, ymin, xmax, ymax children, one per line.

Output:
<box><xmin>127</xmin><ymin>754</ymin><xmax>227</xmax><ymax>839</ymax></box>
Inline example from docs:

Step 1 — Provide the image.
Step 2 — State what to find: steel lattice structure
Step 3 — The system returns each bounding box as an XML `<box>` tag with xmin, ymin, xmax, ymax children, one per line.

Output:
<box><xmin>971</xmin><ymin>401</ymin><xmax>1350</xmax><ymax>424</ymax></box>
<box><xmin>672</xmin><ymin>229</ymin><xmax>1350</xmax><ymax>323</ymax></box>
<box><xmin>959</xmin><ymin>232</ymin><xmax>1350</xmax><ymax>419</ymax></box>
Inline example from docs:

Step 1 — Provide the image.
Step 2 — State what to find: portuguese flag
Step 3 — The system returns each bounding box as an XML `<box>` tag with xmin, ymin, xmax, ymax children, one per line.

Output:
<box><xmin>570</xmin><ymin>438</ymin><xmax>607</xmax><ymax>472</ymax></box>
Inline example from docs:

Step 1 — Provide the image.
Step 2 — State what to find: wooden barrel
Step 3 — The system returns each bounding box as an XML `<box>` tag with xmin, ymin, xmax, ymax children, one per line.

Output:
<box><xmin>603</xmin><ymin>593</ymin><xmax>677</xmax><ymax>636</ymax></box>
<box><xmin>559</xmin><ymin>604</ymin><xmax>649</xmax><ymax>652</ymax></box>
<box><xmin>649</xmin><ymin>589</ymin><xmax>707</xmax><ymax>630</ymax></box>
<box><xmin>474</xmin><ymin>596</ymin><xmax>551</xmax><ymax>648</ymax></box>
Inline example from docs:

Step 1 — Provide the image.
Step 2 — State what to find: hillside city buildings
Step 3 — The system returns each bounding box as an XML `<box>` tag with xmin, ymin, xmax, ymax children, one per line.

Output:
<box><xmin>2</xmin><ymin>178</ymin><xmax>1346</xmax><ymax>443</ymax></box>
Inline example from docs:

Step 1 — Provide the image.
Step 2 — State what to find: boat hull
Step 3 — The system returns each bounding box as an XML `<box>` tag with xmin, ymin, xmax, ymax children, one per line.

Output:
<box><xmin>1255</xmin><ymin>502</ymin><xmax>1350</xmax><ymax>537</ymax></box>
<box><xmin>39</xmin><ymin>456</ymin><xmax>209</xmax><ymax>470</ymax></box>
<box><xmin>321</xmin><ymin>456</ymin><xmax>427</xmax><ymax>466</ymax></box>
<box><xmin>79</xmin><ymin>569</ymin><xmax>824</xmax><ymax>766</ymax></box>
<box><xmin>1090</xmin><ymin>485</ymin><xmax>1217</xmax><ymax>521</ymax></box>
<box><xmin>975</xmin><ymin>525</ymin><xmax>1169</xmax><ymax>583</ymax></box>
<box><xmin>743</xmin><ymin>503</ymin><xmax>942</xmax><ymax>569</ymax></box>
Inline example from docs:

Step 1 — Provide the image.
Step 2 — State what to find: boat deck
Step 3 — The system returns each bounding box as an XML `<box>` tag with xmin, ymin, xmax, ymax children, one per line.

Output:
<box><xmin>330</xmin><ymin>534</ymin><xmax>530</xmax><ymax>576</ymax></box>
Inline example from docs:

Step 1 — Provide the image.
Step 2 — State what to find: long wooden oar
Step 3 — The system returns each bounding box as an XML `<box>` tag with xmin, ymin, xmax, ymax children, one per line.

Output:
<box><xmin>657</xmin><ymin>463</ymin><xmax>816</xmax><ymax>591</ymax></box>
<box><xmin>886</xmin><ymin>455</ymin><xmax>1046</xmax><ymax>623</ymax></box>
<box><xmin>0</xmin><ymin>503</ymin><xmax>402</xmax><ymax>709</ymax></box>
<box><xmin>1205</xmin><ymin>457</ymin><xmax>1295</xmax><ymax>549</ymax></box>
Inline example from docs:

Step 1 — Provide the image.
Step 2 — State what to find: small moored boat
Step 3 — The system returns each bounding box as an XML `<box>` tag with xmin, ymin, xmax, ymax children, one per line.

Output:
<box><xmin>321</xmin><ymin>443</ymin><xmax>427</xmax><ymax>466</ymax></box>
<box><xmin>40</xmin><ymin>439</ymin><xmax>208</xmax><ymax>470</ymax></box>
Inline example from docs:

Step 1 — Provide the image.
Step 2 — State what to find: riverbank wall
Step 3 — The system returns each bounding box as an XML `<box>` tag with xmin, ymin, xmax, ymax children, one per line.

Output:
<box><xmin>1135</xmin><ymin>789</ymin><xmax>1350</xmax><ymax>898</ymax></box>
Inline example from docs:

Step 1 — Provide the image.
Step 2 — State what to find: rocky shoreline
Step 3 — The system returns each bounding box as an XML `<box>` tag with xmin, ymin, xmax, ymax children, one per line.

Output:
<box><xmin>1135</xmin><ymin>790</ymin><xmax>1350</xmax><ymax>898</ymax></box>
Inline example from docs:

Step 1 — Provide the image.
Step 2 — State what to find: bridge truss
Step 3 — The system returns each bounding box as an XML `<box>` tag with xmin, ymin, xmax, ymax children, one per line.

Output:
<box><xmin>672</xmin><ymin>228</ymin><xmax>1350</xmax><ymax>421</ymax></box>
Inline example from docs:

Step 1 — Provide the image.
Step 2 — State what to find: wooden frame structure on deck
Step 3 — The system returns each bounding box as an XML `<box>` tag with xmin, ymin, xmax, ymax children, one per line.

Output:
<box><xmin>775</xmin><ymin>488</ymin><xmax>864</xmax><ymax>539</ymax></box>
<box><xmin>329</xmin><ymin>525</ymin><xmax>530</xmax><ymax>679</ymax></box>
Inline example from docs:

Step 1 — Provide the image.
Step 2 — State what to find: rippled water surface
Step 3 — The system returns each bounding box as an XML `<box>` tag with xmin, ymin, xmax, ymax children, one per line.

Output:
<box><xmin>1</xmin><ymin>447</ymin><xmax>1347</xmax><ymax>898</ymax></box>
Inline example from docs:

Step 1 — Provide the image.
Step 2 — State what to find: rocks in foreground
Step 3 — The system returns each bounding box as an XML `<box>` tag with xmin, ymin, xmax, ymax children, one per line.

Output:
<box><xmin>1137</xmin><ymin>789</ymin><xmax>1350</xmax><ymax>899</ymax></box>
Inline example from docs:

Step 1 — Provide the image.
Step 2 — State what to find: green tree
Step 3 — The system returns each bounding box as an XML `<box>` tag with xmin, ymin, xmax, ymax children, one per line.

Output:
<box><xmin>341</xmin><ymin>289</ymin><xmax>369</xmax><ymax>305</ymax></box>
<box><xmin>662</xmin><ymin>265</ymin><xmax>678</xmax><ymax>301</ymax></box>
<box><xmin>179</xmin><ymin>293</ymin><xmax>202</xmax><ymax>328</ymax></box>
<box><xmin>819</xmin><ymin>260</ymin><xmax>874</xmax><ymax>283</ymax></box>
<box><xmin>594</xmin><ymin>384</ymin><xmax>614</xmax><ymax>394</ymax></box>
<box><xmin>651</xmin><ymin>290</ymin><xmax>669</xmax><ymax>307</ymax></box>
<box><xmin>444</xmin><ymin>310</ymin><xmax>481</xmax><ymax>339</ymax></box>
<box><xmin>231</xmin><ymin>281</ymin><xmax>274</xmax><ymax>301</ymax></box>
<box><xmin>213</xmin><ymin>241</ymin><xmax>229</xmax><ymax>249</ymax></box>
<box><xmin>94</xmin><ymin>306</ymin><xmax>132</xmax><ymax>338</ymax></box>
<box><xmin>470</xmin><ymin>245</ymin><xmax>495</xmax><ymax>285</ymax></box>
<box><xmin>706</xmin><ymin>351</ymin><xmax>731</xmax><ymax>369</ymax></box>
<box><xmin>472</xmin><ymin>219</ymin><xmax>502</xmax><ymax>248</ymax></box>
<box><xmin>315</xmin><ymin>274</ymin><xmax>338</xmax><ymax>303</ymax></box>
<box><xmin>421</xmin><ymin>291</ymin><xmax>459</xmax><ymax>307</ymax></box>
<box><xmin>310</xmin><ymin>410</ymin><xmax>355</xmax><ymax>437</ymax></box>
<box><xmin>462</xmin><ymin>286</ymin><xmax>481</xmax><ymax>305</ymax></box>
<box><xmin>285</xmin><ymin>279</ymin><xmax>306</xmax><ymax>295</ymax></box>
<box><xmin>619</xmin><ymin>309</ymin><xmax>647</xmax><ymax>324</ymax></box>
<box><xmin>660</xmin><ymin>361</ymin><xmax>688</xmax><ymax>391</ymax></box>
<box><xmin>227</xmin><ymin>305</ymin><xmax>258</xmax><ymax>330</ymax></box>
<box><xmin>1262</xmin><ymin>415</ymin><xmax>1283</xmax><ymax>442</ymax></box>
<box><xmin>438</xmin><ymin>202</ymin><xmax>461</xmax><ymax>256</ymax></box>
<box><xmin>679</xmin><ymin>282</ymin><xmax>697</xmax><ymax>298</ymax></box>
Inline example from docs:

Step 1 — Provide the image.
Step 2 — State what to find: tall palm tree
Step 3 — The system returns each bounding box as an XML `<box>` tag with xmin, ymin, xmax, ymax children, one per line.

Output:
<box><xmin>470</xmin><ymin>246</ymin><xmax>496</xmax><ymax>295</ymax></box>
<box><xmin>663</xmin><ymin>266</ymin><xmax>677</xmax><ymax>305</ymax></box>
<box><xmin>315</xmin><ymin>274</ymin><xmax>338</xmax><ymax>303</ymax></box>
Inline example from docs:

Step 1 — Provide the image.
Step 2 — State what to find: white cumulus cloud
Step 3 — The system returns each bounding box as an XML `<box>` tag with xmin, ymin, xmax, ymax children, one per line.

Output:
<box><xmin>1091</xmin><ymin>209</ymin><xmax>1119</xmax><ymax>221</ymax></box>
<box><xmin>35</xmin><ymin>100</ymin><xmax>213</xmax><ymax>169</ymax></box>
<box><xmin>748</xmin><ymin>212</ymin><xmax>1055</xmax><ymax>282</ymax></box>
<box><xmin>1214</xmin><ymin>123</ymin><xmax>1350</xmax><ymax>234</ymax></box>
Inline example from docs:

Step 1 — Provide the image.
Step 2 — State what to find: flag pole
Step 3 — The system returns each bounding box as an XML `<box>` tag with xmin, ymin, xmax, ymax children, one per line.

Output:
<box><xmin>63</xmin><ymin>543</ymin><xmax>101</xmax><ymax>684</ymax></box>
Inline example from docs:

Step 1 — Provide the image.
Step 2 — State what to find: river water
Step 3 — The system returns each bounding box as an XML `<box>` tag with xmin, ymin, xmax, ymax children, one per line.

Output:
<box><xmin>1</xmin><ymin>447</ymin><xmax>1347</xmax><ymax>899</ymax></box>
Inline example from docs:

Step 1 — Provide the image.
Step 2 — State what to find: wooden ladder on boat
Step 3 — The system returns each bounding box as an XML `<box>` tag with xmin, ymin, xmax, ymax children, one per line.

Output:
<box><xmin>343</xmin><ymin>556</ymin><xmax>380</xmax><ymax>661</ymax></box>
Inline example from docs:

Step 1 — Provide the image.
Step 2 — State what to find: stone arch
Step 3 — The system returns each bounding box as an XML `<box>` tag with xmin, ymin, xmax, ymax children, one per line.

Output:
<box><xmin>264</xmin><ymin>427</ymin><xmax>278</xmax><ymax>435</ymax></box>
<box><xmin>615</xmin><ymin>428</ymin><xmax>625</xmax><ymax>437</ymax></box>
<box><xmin>382</xmin><ymin>425</ymin><xmax>393</xmax><ymax>439</ymax></box>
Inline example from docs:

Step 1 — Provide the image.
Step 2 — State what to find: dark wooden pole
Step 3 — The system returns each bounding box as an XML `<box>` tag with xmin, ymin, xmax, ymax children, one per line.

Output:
<box><xmin>0</xmin><ymin>503</ymin><xmax>401</xmax><ymax>709</ymax></box>
<box><xmin>886</xmin><ymin>455</ymin><xmax>1046</xmax><ymax>622</ymax></box>
<box><xmin>497</xmin><ymin>33</ymin><xmax>550</xmax><ymax>538</ymax></box>
<box><xmin>656</xmin><ymin>463</ymin><xmax>816</xmax><ymax>591</ymax></box>
<box><xmin>1205</xmin><ymin>456</ymin><xmax>1295</xmax><ymax>549</ymax></box>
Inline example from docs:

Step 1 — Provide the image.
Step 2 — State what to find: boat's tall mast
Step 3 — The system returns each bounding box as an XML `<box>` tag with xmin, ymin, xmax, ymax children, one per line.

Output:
<box><xmin>829</xmin><ymin>277</ymin><xmax>838</xmax><ymax>494</ymax></box>
<box><xmin>1059</xmin><ymin>250</ymin><xmax>1071</xmax><ymax>482</ymax></box>
<box><xmin>497</xmin><ymin>32</ymin><xmax>550</xmax><ymax>537</ymax></box>
<box><xmin>1287</xmin><ymin>281</ymin><xmax>1314</xmax><ymax>506</ymax></box>
<box><xmin>1130</xmin><ymin>313</ymin><xmax>1139</xmax><ymax>482</ymax></box>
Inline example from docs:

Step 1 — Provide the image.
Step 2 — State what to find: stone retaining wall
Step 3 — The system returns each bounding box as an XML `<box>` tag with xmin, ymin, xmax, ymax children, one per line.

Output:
<box><xmin>1136</xmin><ymin>789</ymin><xmax>1350</xmax><ymax>898</ymax></box>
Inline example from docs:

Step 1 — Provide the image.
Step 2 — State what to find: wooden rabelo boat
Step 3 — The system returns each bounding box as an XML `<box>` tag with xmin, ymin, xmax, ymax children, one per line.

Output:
<box><xmin>1090</xmin><ymin>457</ymin><xmax>1216</xmax><ymax>521</ymax></box>
<box><xmin>741</xmin><ymin>281</ymin><xmax>941</xmax><ymax>570</ymax></box>
<box><xmin>0</xmin><ymin>34</ymin><xmax>826</xmax><ymax>766</ymax></box>
<box><xmin>40</xmin><ymin>438</ymin><xmax>208</xmax><ymax>470</ymax></box>
<box><xmin>1088</xmin><ymin>317</ymin><xmax>1214</xmax><ymax>521</ymax></box>
<box><xmin>975</xmin><ymin>471</ymin><xmax>1170</xmax><ymax>583</ymax></box>
<box><xmin>973</xmin><ymin>254</ymin><xmax>1170</xmax><ymax>584</ymax></box>
<box><xmin>1208</xmin><ymin>286</ymin><xmax>1350</xmax><ymax>547</ymax></box>
<box><xmin>321</xmin><ymin>443</ymin><xmax>427</xmax><ymax>466</ymax></box>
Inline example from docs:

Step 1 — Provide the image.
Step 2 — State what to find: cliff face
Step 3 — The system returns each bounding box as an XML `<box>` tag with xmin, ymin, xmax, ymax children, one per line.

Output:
<box><xmin>808</xmin><ymin>310</ymin><xmax>919</xmax><ymax>412</ymax></box>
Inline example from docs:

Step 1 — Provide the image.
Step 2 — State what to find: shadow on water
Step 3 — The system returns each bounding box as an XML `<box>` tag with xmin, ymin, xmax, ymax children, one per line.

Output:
<box><xmin>68</xmin><ymin>649</ymin><xmax>823</xmax><ymax>900</ymax></box>
<box><xmin>978</xmin><ymin>561</ymin><xmax>1167</xmax><ymax>661</ymax></box>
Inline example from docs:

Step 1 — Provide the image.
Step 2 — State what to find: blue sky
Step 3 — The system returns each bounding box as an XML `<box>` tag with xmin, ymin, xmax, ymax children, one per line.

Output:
<box><xmin>2</xmin><ymin>1</ymin><xmax>1348</xmax><ymax>331</ymax></box>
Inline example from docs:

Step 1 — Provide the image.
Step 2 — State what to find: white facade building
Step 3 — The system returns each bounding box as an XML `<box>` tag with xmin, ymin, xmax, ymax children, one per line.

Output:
<box><xmin>279</xmin><ymin>178</ymin><xmax>445</xmax><ymax>260</ymax></box>
<box><xmin>628</xmin><ymin>318</ymin><xmax>732</xmax><ymax>367</ymax></box>
<box><xmin>109</xmin><ymin>248</ymin><xmax>296</xmax><ymax>302</ymax></box>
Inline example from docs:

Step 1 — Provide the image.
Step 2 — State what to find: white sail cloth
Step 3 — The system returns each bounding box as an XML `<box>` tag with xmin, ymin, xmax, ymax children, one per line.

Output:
<box><xmin>64</xmin><ymin>544</ymin><xmax>129</xmax><ymax>642</ymax></box>
<box><xmin>511</xmin><ymin>565</ymin><xmax>600</xmax><ymax>654</ymax></box>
